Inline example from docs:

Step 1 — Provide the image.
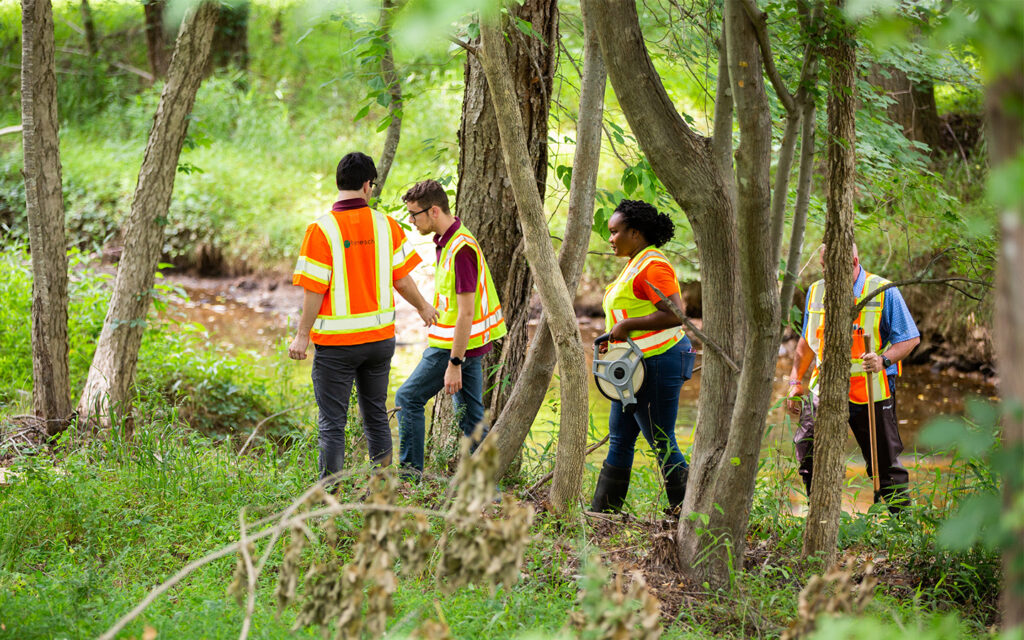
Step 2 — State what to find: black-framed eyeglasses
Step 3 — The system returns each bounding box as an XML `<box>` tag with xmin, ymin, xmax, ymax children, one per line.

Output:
<box><xmin>407</xmin><ymin>206</ymin><xmax>431</xmax><ymax>220</ymax></box>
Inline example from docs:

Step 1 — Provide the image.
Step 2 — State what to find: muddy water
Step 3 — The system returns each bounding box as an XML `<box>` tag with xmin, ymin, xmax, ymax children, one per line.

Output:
<box><xmin>169</xmin><ymin>278</ymin><xmax>996</xmax><ymax>513</ymax></box>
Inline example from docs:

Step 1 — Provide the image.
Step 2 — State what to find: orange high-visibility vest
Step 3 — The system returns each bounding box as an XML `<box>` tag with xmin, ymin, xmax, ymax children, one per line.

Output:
<box><xmin>805</xmin><ymin>271</ymin><xmax>900</xmax><ymax>404</ymax></box>
<box><xmin>293</xmin><ymin>207</ymin><xmax>418</xmax><ymax>345</ymax></box>
<box><xmin>602</xmin><ymin>247</ymin><xmax>683</xmax><ymax>358</ymax></box>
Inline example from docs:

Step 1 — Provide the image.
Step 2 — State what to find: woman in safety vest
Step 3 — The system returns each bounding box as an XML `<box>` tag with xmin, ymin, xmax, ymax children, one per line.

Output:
<box><xmin>591</xmin><ymin>199</ymin><xmax>696</xmax><ymax>515</ymax></box>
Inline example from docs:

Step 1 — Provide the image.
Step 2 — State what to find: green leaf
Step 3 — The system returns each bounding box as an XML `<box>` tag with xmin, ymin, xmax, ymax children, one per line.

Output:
<box><xmin>730</xmin><ymin>457</ymin><xmax>741</xmax><ymax>467</ymax></box>
<box><xmin>353</xmin><ymin>104</ymin><xmax>371</xmax><ymax>122</ymax></box>
<box><xmin>937</xmin><ymin>492</ymin><xmax>1002</xmax><ymax>551</ymax></box>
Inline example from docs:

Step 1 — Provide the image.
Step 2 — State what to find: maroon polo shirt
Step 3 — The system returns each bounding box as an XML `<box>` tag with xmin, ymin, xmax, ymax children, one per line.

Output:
<box><xmin>434</xmin><ymin>219</ymin><xmax>492</xmax><ymax>358</ymax></box>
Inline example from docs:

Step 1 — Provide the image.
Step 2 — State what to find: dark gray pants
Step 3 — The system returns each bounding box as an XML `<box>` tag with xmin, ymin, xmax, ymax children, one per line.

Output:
<box><xmin>794</xmin><ymin>375</ymin><xmax>911</xmax><ymax>511</ymax></box>
<box><xmin>312</xmin><ymin>338</ymin><xmax>395</xmax><ymax>480</ymax></box>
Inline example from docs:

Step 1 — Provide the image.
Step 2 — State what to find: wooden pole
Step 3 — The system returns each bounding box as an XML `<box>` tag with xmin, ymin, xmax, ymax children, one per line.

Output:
<box><xmin>863</xmin><ymin>334</ymin><xmax>881</xmax><ymax>493</ymax></box>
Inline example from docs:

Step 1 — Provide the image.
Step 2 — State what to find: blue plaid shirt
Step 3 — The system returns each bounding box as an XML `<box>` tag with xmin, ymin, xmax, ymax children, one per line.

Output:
<box><xmin>801</xmin><ymin>266</ymin><xmax>919</xmax><ymax>376</ymax></box>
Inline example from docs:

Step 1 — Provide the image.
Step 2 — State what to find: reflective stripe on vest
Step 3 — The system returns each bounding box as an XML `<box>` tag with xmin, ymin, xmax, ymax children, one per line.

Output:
<box><xmin>427</xmin><ymin>227</ymin><xmax>508</xmax><ymax>350</ymax></box>
<box><xmin>313</xmin><ymin>209</ymin><xmax>395</xmax><ymax>335</ymax></box>
<box><xmin>602</xmin><ymin>247</ymin><xmax>683</xmax><ymax>358</ymax></box>
<box><xmin>806</xmin><ymin>272</ymin><xmax>893</xmax><ymax>404</ymax></box>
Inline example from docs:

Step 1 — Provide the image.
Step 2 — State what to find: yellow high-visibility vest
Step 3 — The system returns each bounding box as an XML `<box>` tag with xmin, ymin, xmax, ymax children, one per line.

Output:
<box><xmin>602</xmin><ymin>247</ymin><xmax>683</xmax><ymax>358</ymax></box>
<box><xmin>428</xmin><ymin>226</ymin><xmax>507</xmax><ymax>350</ymax></box>
<box><xmin>805</xmin><ymin>271</ymin><xmax>899</xmax><ymax>404</ymax></box>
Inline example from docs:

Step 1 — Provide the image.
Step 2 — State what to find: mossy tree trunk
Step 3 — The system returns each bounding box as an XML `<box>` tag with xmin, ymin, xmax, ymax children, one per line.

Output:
<box><xmin>801</xmin><ymin>0</ymin><xmax>857</xmax><ymax>564</ymax></box>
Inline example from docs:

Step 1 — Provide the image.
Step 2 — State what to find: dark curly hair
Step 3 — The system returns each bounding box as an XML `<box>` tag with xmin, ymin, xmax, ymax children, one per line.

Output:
<box><xmin>615</xmin><ymin>199</ymin><xmax>674</xmax><ymax>247</ymax></box>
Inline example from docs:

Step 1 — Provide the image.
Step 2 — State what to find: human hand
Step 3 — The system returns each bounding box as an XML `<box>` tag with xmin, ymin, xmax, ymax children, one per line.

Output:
<box><xmin>288</xmin><ymin>334</ymin><xmax>309</xmax><ymax>360</ymax></box>
<box><xmin>610</xmin><ymin>322</ymin><xmax>630</xmax><ymax>341</ymax></box>
<box><xmin>786</xmin><ymin>381</ymin><xmax>805</xmax><ymax>416</ymax></box>
<box><xmin>418</xmin><ymin>304</ymin><xmax>439</xmax><ymax>327</ymax></box>
<box><xmin>444</xmin><ymin>363</ymin><xmax>463</xmax><ymax>395</ymax></box>
<box><xmin>861</xmin><ymin>351</ymin><xmax>884</xmax><ymax>374</ymax></box>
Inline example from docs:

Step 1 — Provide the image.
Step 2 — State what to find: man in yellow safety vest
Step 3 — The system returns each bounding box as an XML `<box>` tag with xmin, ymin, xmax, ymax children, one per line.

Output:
<box><xmin>394</xmin><ymin>179</ymin><xmax>507</xmax><ymax>477</ymax></box>
<box><xmin>787</xmin><ymin>243</ymin><xmax>921</xmax><ymax>512</ymax></box>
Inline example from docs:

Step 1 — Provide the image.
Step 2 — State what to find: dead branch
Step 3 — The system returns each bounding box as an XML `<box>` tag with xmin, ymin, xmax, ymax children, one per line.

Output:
<box><xmin>237</xmin><ymin>402</ymin><xmax>313</xmax><ymax>457</ymax></box>
<box><xmin>852</xmin><ymin>277</ymin><xmax>991</xmax><ymax>315</ymax></box>
<box><xmin>649</xmin><ymin>284</ymin><xmax>741</xmax><ymax>373</ymax></box>
<box><xmin>526</xmin><ymin>434</ymin><xmax>609</xmax><ymax>494</ymax></box>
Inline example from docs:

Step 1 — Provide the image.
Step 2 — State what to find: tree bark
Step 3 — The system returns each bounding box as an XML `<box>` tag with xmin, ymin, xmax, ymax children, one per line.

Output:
<box><xmin>801</xmin><ymin>0</ymin><xmax>857</xmax><ymax>564</ymax></box>
<box><xmin>590</xmin><ymin>0</ymin><xmax>745</xmax><ymax>585</ymax></box>
<box><xmin>22</xmin><ymin>0</ymin><xmax>72</xmax><ymax>433</ymax></box>
<box><xmin>455</xmin><ymin>0</ymin><xmax>557</xmax><ymax>420</ymax></box>
<box><xmin>77</xmin><ymin>1</ymin><xmax>219</xmax><ymax>426</ymax></box>
<box><xmin>143</xmin><ymin>0</ymin><xmax>169</xmax><ymax>80</ymax></box>
<box><xmin>478</xmin><ymin>13</ymin><xmax>588</xmax><ymax>514</ymax></box>
<box><xmin>687</xmin><ymin>0</ymin><xmax>779</xmax><ymax>584</ymax></box>
<box><xmin>988</xmin><ymin>67</ymin><xmax>1024</xmax><ymax>630</ymax></box>
<box><xmin>370</xmin><ymin>0</ymin><xmax>403</xmax><ymax>200</ymax></box>
<box><xmin>487</xmin><ymin>0</ymin><xmax>605</xmax><ymax>481</ymax></box>
<box><xmin>80</xmin><ymin>0</ymin><xmax>99</xmax><ymax>56</ymax></box>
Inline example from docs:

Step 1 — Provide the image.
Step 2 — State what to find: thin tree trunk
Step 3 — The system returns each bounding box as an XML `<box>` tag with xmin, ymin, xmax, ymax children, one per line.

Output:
<box><xmin>867</xmin><ymin>64</ymin><xmax>941</xmax><ymax>152</ymax></box>
<box><xmin>988</xmin><ymin>68</ymin><xmax>1024</xmax><ymax>630</ymax></box>
<box><xmin>370</xmin><ymin>0</ymin><xmax>402</xmax><ymax>200</ymax></box>
<box><xmin>80</xmin><ymin>0</ymin><xmax>99</xmax><ymax>56</ymax></box>
<box><xmin>589</xmin><ymin>0</ymin><xmax>744</xmax><ymax>584</ymax></box>
<box><xmin>779</xmin><ymin>97</ymin><xmax>817</xmax><ymax>327</ymax></box>
<box><xmin>487</xmin><ymin>0</ymin><xmax>605</xmax><ymax>481</ymax></box>
<box><xmin>802</xmin><ymin>0</ymin><xmax>857</xmax><ymax>563</ymax></box>
<box><xmin>77</xmin><ymin>1</ymin><xmax>219</xmax><ymax>426</ymax></box>
<box><xmin>688</xmin><ymin>0</ymin><xmax>778</xmax><ymax>585</ymax></box>
<box><xmin>478</xmin><ymin>13</ymin><xmax>588</xmax><ymax>514</ymax></box>
<box><xmin>22</xmin><ymin>0</ymin><xmax>72</xmax><ymax>434</ymax></box>
<box><xmin>143</xmin><ymin>0</ymin><xmax>169</xmax><ymax>79</ymax></box>
<box><xmin>770</xmin><ymin>114</ymin><xmax>800</xmax><ymax>267</ymax></box>
<box><xmin>455</xmin><ymin>0</ymin><xmax>557</xmax><ymax>421</ymax></box>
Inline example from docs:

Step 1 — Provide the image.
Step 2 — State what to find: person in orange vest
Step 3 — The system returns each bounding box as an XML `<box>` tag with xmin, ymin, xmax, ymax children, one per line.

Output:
<box><xmin>394</xmin><ymin>179</ymin><xmax>507</xmax><ymax>478</ymax></box>
<box><xmin>591</xmin><ymin>199</ymin><xmax>696</xmax><ymax>515</ymax></box>
<box><xmin>787</xmin><ymin>243</ymin><xmax>920</xmax><ymax>512</ymax></box>
<box><xmin>288</xmin><ymin>152</ymin><xmax>438</xmax><ymax>481</ymax></box>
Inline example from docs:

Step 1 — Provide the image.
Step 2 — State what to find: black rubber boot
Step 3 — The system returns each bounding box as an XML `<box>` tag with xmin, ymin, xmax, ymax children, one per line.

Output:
<box><xmin>590</xmin><ymin>462</ymin><xmax>631</xmax><ymax>513</ymax></box>
<box><xmin>663</xmin><ymin>464</ymin><xmax>688</xmax><ymax>516</ymax></box>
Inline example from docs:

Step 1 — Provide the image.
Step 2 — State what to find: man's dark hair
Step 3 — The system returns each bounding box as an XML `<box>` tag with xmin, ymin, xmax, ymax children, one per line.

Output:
<box><xmin>402</xmin><ymin>180</ymin><xmax>450</xmax><ymax>213</ymax></box>
<box><xmin>615</xmin><ymin>199</ymin><xmax>675</xmax><ymax>247</ymax></box>
<box><xmin>336</xmin><ymin>152</ymin><xmax>377</xmax><ymax>191</ymax></box>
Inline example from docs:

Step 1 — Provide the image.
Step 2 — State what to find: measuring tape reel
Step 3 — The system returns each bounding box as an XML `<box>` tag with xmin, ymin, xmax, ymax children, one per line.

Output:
<box><xmin>593</xmin><ymin>333</ymin><xmax>646</xmax><ymax>411</ymax></box>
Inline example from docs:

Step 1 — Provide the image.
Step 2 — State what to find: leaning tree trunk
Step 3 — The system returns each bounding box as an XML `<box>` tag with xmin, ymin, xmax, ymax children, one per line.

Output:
<box><xmin>455</xmin><ymin>0</ymin><xmax>557</xmax><ymax>419</ymax></box>
<box><xmin>77</xmin><ymin>1</ymin><xmax>219</xmax><ymax>426</ymax></box>
<box><xmin>143</xmin><ymin>0</ymin><xmax>169</xmax><ymax>79</ymax></box>
<box><xmin>689</xmin><ymin>0</ymin><xmax>780</xmax><ymax>585</ymax></box>
<box><xmin>479</xmin><ymin>12</ymin><xmax>588</xmax><ymax>514</ymax></box>
<box><xmin>988</xmin><ymin>66</ymin><xmax>1024</xmax><ymax>629</ymax></box>
<box><xmin>487</xmin><ymin>0</ymin><xmax>605</xmax><ymax>481</ymax></box>
<box><xmin>22</xmin><ymin>0</ymin><xmax>71</xmax><ymax>433</ymax></box>
<box><xmin>802</xmin><ymin>0</ymin><xmax>857</xmax><ymax>564</ymax></box>
<box><xmin>370</xmin><ymin>0</ymin><xmax>403</xmax><ymax>200</ymax></box>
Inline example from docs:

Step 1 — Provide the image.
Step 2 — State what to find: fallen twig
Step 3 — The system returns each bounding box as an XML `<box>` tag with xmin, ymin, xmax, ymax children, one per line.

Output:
<box><xmin>237</xmin><ymin>402</ymin><xmax>313</xmax><ymax>457</ymax></box>
<box><xmin>526</xmin><ymin>434</ymin><xmax>609</xmax><ymax>495</ymax></box>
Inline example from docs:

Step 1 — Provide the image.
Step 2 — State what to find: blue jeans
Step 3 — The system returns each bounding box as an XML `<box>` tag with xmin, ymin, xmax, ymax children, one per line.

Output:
<box><xmin>395</xmin><ymin>346</ymin><xmax>486</xmax><ymax>472</ymax></box>
<box><xmin>604</xmin><ymin>338</ymin><xmax>695</xmax><ymax>475</ymax></box>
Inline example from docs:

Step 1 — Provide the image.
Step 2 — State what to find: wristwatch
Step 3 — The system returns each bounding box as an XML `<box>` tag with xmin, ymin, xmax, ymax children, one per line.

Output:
<box><xmin>881</xmin><ymin>355</ymin><xmax>892</xmax><ymax>369</ymax></box>
<box><xmin>449</xmin><ymin>356</ymin><xmax>464</xmax><ymax>367</ymax></box>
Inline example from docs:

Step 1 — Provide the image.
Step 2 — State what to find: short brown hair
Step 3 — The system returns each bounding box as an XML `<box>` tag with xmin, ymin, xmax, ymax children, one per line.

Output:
<box><xmin>402</xmin><ymin>180</ymin><xmax>450</xmax><ymax>213</ymax></box>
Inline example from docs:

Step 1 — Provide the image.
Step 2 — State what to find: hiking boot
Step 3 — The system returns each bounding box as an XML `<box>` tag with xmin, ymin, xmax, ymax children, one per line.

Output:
<box><xmin>663</xmin><ymin>464</ymin><xmax>688</xmax><ymax>516</ymax></box>
<box><xmin>590</xmin><ymin>462</ymin><xmax>631</xmax><ymax>513</ymax></box>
